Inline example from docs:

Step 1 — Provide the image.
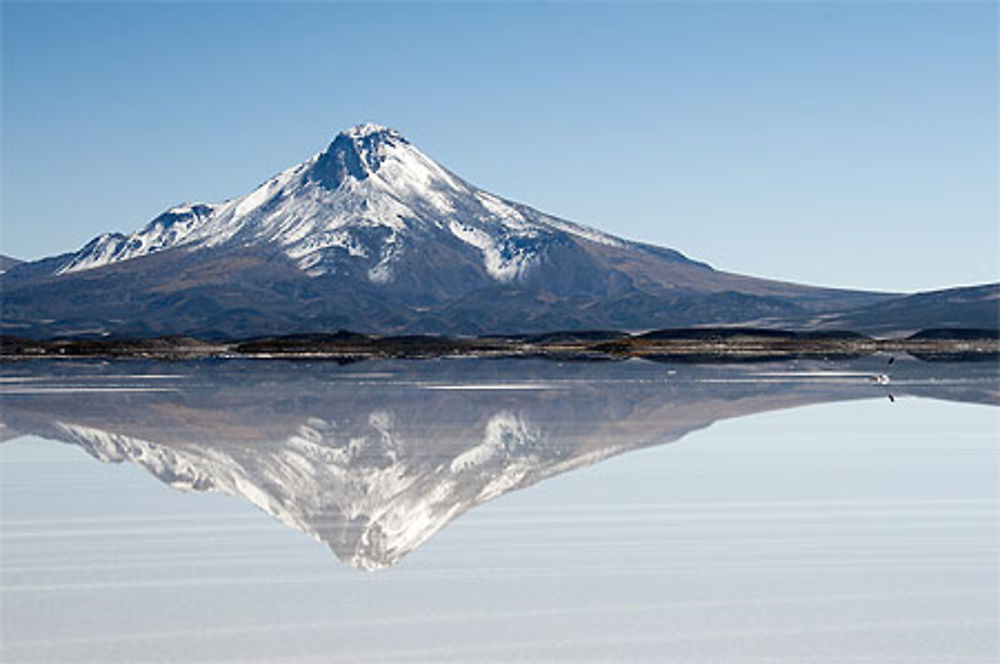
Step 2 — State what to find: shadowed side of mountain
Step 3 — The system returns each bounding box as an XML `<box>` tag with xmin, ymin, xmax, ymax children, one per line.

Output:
<box><xmin>0</xmin><ymin>251</ymin><xmax>898</xmax><ymax>338</ymax></box>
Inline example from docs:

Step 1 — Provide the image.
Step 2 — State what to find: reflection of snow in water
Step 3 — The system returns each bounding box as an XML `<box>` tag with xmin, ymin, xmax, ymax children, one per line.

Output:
<box><xmin>1</xmin><ymin>357</ymin><xmax>996</xmax><ymax>664</ymax></box>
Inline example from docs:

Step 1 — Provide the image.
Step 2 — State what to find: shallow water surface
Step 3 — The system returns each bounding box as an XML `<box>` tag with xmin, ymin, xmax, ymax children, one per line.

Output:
<box><xmin>1</xmin><ymin>357</ymin><xmax>997</xmax><ymax>663</ymax></box>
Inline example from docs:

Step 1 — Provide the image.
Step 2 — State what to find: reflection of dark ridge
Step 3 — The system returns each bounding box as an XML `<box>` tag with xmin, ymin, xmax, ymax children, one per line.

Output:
<box><xmin>2</xmin><ymin>358</ymin><xmax>997</xmax><ymax>569</ymax></box>
<box><xmin>5</xmin><ymin>326</ymin><xmax>997</xmax><ymax>362</ymax></box>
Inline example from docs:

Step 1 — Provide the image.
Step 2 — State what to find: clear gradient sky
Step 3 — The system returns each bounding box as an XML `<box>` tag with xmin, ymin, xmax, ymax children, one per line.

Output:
<box><xmin>2</xmin><ymin>2</ymin><xmax>996</xmax><ymax>292</ymax></box>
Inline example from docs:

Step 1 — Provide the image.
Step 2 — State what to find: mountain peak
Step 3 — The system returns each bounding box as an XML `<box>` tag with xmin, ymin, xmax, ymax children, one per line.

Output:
<box><xmin>312</xmin><ymin>123</ymin><xmax>410</xmax><ymax>189</ymax></box>
<box><xmin>338</xmin><ymin>123</ymin><xmax>404</xmax><ymax>141</ymax></box>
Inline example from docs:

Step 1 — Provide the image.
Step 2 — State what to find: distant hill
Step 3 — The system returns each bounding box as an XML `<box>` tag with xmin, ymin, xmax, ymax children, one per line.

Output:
<box><xmin>810</xmin><ymin>283</ymin><xmax>999</xmax><ymax>335</ymax></box>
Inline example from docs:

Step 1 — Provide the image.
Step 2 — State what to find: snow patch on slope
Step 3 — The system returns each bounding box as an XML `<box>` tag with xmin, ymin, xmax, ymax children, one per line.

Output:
<box><xmin>448</xmin><ymin>221</ymin><xmax>539</xmax><ymax>281</ymax></box>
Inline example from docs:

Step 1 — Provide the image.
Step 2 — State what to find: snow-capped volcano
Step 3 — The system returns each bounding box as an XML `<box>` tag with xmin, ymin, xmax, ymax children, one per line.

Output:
<box><xmin>57</xmin><ymin>124</ymin><xmax>624</xmax><ymax>284</ymax></box>
<box><xmin>3</xmin><ymin>123</ymin><xmax>904</xmax><ymax>337</ymax></box>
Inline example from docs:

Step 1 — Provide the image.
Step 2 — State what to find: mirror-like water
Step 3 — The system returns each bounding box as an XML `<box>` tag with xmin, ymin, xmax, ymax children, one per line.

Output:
<box><xmin>1</xmin><ymin>357</ymin><xmax>997</xmax><ymax>663</ymax></box>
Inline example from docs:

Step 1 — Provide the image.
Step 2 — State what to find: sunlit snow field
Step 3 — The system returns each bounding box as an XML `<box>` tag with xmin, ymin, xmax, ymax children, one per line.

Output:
<box><xmin>1</xmin><ymin>358</ymin><xmax>997</xmax><ymax>663</ymax></box>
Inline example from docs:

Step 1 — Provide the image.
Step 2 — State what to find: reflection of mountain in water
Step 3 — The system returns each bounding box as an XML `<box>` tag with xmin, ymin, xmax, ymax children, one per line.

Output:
<box><xmin>2</xmin><ymin>358</ymin><xmax>996</xmax><ymax>569</ymax></box>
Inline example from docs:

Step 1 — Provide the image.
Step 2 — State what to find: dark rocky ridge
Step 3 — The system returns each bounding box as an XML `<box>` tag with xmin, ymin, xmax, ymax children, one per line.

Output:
<box><xmin>2</xmin><ymin>327</ymin><xmax>996</xmax><ymax>363</ymax></box>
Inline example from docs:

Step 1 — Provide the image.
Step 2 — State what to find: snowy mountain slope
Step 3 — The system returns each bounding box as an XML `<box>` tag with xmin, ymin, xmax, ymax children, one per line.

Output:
<box><xmin>2</xmin><ymin>124</ymin><xmax>904</xmax><ymax>337</ymax></box>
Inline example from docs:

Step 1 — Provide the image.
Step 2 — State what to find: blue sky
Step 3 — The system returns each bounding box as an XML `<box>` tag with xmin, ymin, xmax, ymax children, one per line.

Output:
<box><xmin>2</xmin><ymin>2</ymin><xmax>996</xmax><ymax>292</ymax></box>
